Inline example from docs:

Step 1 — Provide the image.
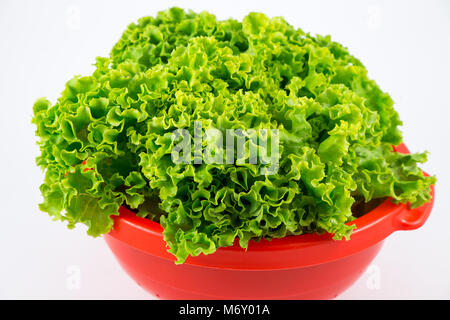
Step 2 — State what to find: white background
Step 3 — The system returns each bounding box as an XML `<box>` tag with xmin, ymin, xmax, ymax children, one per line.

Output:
<box><xmin>0</xmin><ymin>0</ymin><xmax>449</xmax><ymax>299</ymax></box>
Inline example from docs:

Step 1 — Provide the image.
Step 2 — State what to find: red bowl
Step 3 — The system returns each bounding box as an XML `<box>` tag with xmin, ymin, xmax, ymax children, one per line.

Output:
<box><xmin>104</xmin><ymin>143</ymin><xmax>435</xmax><ymax>299</ymax></box>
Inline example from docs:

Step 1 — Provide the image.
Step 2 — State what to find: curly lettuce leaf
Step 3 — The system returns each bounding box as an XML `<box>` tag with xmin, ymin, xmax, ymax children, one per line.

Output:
<box><xmin>33</xmin><ymin>7</ymin><xmax>436</xmax><ymax>263</ymax></box>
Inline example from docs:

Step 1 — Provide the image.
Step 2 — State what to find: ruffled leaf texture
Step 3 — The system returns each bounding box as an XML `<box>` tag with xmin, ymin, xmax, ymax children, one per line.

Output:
<box><xmin>33</xmin><ymin>7</ymin><xmax>435</xmax><ymax>263</ymax></box>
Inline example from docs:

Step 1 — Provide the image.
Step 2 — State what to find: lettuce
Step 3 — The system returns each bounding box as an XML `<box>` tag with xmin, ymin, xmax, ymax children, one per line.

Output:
<box><xmin>33</xmin><ymin>7</ymin><xmax>435</xmax><ymax>263</ymax></box>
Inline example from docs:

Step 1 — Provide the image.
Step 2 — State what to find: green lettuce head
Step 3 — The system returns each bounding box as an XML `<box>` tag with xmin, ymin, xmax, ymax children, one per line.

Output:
<box><xmin>33</xmin><ymin>7</ymin><xmax>435</xmax><ymax>263</ymax></box>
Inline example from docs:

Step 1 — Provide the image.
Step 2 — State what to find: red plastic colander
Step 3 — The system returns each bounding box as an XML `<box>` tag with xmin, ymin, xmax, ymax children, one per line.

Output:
<box><xmin>104</xmin><ymin>143</ymin><xmax>434</xmax><ymax>299</ymax></box>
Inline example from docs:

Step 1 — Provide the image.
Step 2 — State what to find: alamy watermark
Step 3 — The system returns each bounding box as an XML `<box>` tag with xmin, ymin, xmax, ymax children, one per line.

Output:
<box><xmin>66</xmin><ymin>5</ymin><xmax>81</xmax><ymax>30</ymax></box>
<box><xmin>66</xmin><ymin>265</ymin><xmax>81</xmax><ymax>291</ymax></box>
<box><xmin>171</xmin><ymin>121</ymin><xmax>280</xmax><ymax>175</ymax></box>
<box><xmin>365</xmin><ymin>264</ymin><xmax>381</xmax><ymax>290</ymax></box>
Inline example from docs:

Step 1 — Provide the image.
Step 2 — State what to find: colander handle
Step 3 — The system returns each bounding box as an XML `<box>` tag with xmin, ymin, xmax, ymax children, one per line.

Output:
<box><xmin>394</xmin><ymin>183</ymin><xmax>435</xmax><ymax>231</ymax></box>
